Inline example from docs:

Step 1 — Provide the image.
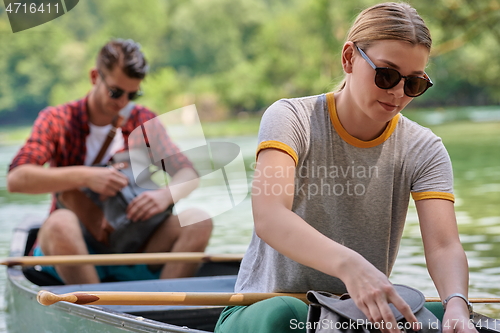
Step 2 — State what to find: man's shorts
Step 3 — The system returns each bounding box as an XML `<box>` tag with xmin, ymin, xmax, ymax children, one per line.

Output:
<box><xmin>33</xmin><ymin>245</ymin><xmax>161</xmax><ymax>284</ymax></box>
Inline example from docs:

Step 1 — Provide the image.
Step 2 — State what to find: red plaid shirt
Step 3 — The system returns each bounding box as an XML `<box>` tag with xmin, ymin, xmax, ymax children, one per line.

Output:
<box><xmin>9</xmin><ymin>96</ymin><xmax>194</xmax><ymax>211</ymax></box>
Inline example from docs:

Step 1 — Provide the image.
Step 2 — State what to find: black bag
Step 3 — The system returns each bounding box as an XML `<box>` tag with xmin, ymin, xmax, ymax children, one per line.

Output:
<box><xmin>306</xmin><ymin>285</ymin><xmax>441</xmax><ymax>333</ymax></box>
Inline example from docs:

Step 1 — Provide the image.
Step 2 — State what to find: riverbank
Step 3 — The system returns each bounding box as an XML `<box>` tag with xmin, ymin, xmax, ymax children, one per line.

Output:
<box><xmin>0</xmin><ymin>116</ymin><xmax>263</xmax><ymax>146</ymax></box>
<box><xmin>2</xmin><ymin>105</ymin><xmax>500</xmax><ymax>145</ymax></box>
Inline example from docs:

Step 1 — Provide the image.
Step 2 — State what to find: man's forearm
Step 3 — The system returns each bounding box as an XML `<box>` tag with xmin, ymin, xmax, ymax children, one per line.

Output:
<box><xmin>7</xmin><ymin>164</ymin><xmax>89</xmax><ymax>194</ymax></box>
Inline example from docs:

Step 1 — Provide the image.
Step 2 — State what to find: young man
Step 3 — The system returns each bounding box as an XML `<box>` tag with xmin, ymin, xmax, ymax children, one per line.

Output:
<box><xmin>7</xmin><ymin>39</ymin><xmax>212</xmax><ymax>285</ymax></box>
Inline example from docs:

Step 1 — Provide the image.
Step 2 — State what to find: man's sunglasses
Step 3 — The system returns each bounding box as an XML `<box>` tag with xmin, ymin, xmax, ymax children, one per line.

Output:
<box><xmin>98</xmin><ymin>70</ymin><xmax>143</xmax><ymax>101</ymax></box>
<box><xmin>355</xmin><ymin>45</ymin><xmax>433</xmax><ymax>97</ymax></box>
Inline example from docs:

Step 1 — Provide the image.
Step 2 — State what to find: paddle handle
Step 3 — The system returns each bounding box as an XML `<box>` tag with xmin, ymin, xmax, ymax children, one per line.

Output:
<box><xmin>37</xmin><ymin>290</ymin><xmax>310</xmax><ymax>306</ymax></box>
<box><xmin>425</xmin><ymin>297</ymin><xmax>500</xmax><ymax>303</ymax></box>
<box><xmin>37</xmin><ymin>290</ymin><xmax>99</xmax><ymax>306</ymax></box>
<box><xmin>3</xmin><ymin>252</ymin><xmax>244</xmax><ymax>267</ymax></box>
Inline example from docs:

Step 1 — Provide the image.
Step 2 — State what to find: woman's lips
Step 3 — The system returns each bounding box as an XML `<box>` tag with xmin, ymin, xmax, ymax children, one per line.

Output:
<box><xmin>378</xmin><ymin>101</ymin><xmax>398</xmax><ymax>112</ymax></box>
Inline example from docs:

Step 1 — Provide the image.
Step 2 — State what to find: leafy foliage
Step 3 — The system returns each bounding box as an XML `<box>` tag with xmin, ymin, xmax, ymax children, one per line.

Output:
<box><xmin>0</xmin><ymin>0</ymin><xmax>499</xmax><ymax>124</ymax></box>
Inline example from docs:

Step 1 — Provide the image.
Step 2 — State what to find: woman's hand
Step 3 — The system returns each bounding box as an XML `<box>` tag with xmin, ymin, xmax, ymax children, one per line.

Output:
<box><xmin>442</xmin><ymin>298</ymin><xmax>477</xmax><ymax>333</ymax></box>
<box><xmin>339</xmin><ymin>253</ymin><xmax>421</xmax><ymax>333</ymax></box>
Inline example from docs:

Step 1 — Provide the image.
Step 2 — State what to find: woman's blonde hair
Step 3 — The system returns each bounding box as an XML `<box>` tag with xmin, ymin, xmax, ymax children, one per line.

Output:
<box><xmin>336</xmin><ymin>2</ymin><xmax>432</xmax><ymax>91</ymax></box>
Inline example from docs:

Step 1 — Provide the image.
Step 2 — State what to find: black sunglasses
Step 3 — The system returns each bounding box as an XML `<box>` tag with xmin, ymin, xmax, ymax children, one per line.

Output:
<box><xmin>98</xmin><ymin>70</ymin><xmax>143</xmax><ymax>101</ymax></box>
<box><xmin>355</xmin><ymin>45</ymin><xmax>433</xmax><ymax>97</ymax></box>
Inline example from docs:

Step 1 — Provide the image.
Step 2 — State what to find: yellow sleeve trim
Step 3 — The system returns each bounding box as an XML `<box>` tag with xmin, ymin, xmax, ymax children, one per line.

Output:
<box><xmin>411</xmin><ymin>191</ymin><xmax>455</xmax><ymax>203</ymax></box>
<box><xmin>256</xmin><ymin>140</ymin><xmax>299</xmax><ymax>166</ymax></box>
<box><xmin>326</xmin><ymin>92</ymin><xmax>400</xmax><ymax>148</ymax></box>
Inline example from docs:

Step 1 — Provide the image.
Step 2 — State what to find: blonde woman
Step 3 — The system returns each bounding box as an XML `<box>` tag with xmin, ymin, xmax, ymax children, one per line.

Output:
<box><xmin>215</xmin><ymin>3</ymin><xmax>476</xmax><ymax>333</ymax></box>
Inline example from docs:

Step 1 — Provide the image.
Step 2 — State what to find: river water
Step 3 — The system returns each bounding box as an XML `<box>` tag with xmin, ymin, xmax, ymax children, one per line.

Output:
<box><xmin>1</xmin><ymin>127</ymin><xmax>500</xmax><ymax>331</ymax></box>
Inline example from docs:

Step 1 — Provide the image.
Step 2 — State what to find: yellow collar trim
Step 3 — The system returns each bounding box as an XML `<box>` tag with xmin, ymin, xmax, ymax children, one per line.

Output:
<box><xmin>326</xmin><ymin>92</ymin><xmax>400</xmax><ymax>148</ymax></box>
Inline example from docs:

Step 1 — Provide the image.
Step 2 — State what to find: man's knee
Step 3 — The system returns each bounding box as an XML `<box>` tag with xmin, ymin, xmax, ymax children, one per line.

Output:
<box><xmin>188</xmin><ymin>216</ymin><xmax>213</xmax><ymax>233</ymax></box>
<box><xmin>183</xmin><ymin>216</ymin><xmax>212</xmax><ymax>245</ymax></box>
<box><xmin>39</xmin><ymin>209</ymin><xmax>81</xmax><ymax>239</ymax></box>
<box><xmin>177</xmin><ymin>208</ymin><xmax>212</xmax><ymax>229</ymax></box>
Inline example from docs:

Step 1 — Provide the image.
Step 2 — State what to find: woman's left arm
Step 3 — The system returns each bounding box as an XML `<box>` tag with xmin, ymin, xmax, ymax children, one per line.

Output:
<box><xmin>416</xmin><ymin>199</ymin><xmax>477</xmax><ymax>333</ymax></box>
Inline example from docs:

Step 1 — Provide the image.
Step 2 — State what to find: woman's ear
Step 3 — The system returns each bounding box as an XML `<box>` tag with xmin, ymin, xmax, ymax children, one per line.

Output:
<box><xmin>341</xmin><ymin>42</ymin><xmax>356</xmax><ymax>74</ymax></box>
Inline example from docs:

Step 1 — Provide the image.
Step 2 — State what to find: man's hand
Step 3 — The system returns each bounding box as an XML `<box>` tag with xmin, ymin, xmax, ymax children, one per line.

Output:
<box><xmin>126</xmin><ymin>189</ymin><xmax>173</xmax><ymax>222</ymax></box>
<box><xmin>85</xmin><ymin>167</ymin><xmax>128</xmax><ymax>197</ymax></box>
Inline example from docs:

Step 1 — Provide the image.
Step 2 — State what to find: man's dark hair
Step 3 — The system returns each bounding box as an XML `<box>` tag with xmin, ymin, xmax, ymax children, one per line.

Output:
<box><xmin>97</xmin><ymin>39</ymin><xmax>148</xmax><ymax>79</ymax></box>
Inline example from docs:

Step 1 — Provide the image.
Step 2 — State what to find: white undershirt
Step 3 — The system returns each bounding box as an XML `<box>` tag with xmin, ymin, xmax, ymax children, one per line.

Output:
<box><xmin>84</xmin><ymin>123</ymin><xmax>125</xmax><ymax>166</ymax></box>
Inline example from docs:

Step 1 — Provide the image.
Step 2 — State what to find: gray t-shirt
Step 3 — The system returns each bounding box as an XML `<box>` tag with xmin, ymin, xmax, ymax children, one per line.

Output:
<box><xmin>235</xmin><ymin>92</ymin><xmax>454</xmax><ymax>294</ymax></box>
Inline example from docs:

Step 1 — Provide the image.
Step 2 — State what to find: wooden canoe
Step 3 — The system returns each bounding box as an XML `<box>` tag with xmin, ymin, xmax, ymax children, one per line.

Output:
<box><xmin>5</xmin><ymin>217</ymin><xmax>240</xmax><ymax>332</ymax></box>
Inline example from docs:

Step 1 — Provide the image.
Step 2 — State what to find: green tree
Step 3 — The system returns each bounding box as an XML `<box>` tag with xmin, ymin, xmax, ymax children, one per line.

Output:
<box><xmin>1</xmin><ymin>0</ymin><xmax>500</xmax><ymax>124</ymax></box>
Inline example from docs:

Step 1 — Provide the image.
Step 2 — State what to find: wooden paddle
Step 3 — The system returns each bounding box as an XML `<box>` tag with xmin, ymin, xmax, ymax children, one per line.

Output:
<box><xmin>2</xmin><ymin>252</ymin><xmax>244</xmax><ymax>267</ymax></box>
<box><xmin>37</xmin><ymin>290</ymin><xmax>309</xmax><ymax>306</ymax></box>
<box><xmin>424</xmin><ymin>297</ymin><xmax>500</xmax><ymax>303</ymax></box>
<box><xmin>37</xmin><ymin>290</ymin><xmax>500</xmax><ymax>307</ymax></box>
